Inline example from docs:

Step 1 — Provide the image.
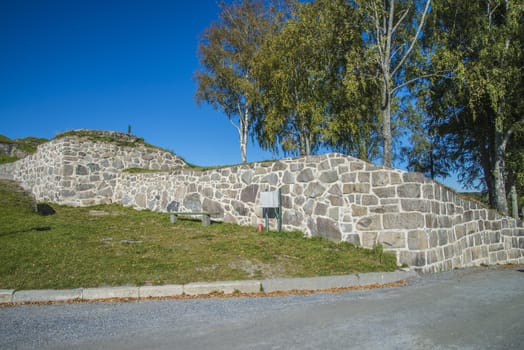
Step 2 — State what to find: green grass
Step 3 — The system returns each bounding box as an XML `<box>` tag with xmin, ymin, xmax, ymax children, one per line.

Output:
<box><xmin>122</xmin><ymin>167</ymin><xmax>173</xmax><ymax>174</ymax></box>
<box><xmin>0</xmin><ymin>155</ymin><xmax>19</xmax><ymax>164</ymax></box>
<box><xmin>0</xmin><ymin>179</ymin><xmax>397</xmax><ymax>290</ymax></box>
<box><xmin>55</xmin><ymin>129</ymin><xmax>144</xmax><ymax>148</ymax></box>
<box><xmin>0</xmin><ymin>134</ymin><xmax>11</xmax><ymax>143</ymax></box>
<box><xmin>0</xmin><ymin>135</ymin><xmax>47</xmax><ymax>164</ymax></box>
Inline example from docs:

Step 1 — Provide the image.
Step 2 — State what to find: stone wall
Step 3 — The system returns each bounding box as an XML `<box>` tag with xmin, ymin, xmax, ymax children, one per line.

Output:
<box><xmin>0</xmin><ymin>135</ymin><xmax>186</xmax><ymax>206</ymax></box>
<box><xmin>0</xmin><ymin>142</ymin><xmax>27</xmax><ymax>158</ymax></box>
<box><xmin>1</xmin><ymin>135</ymin><xmax>523</xmax><ymax>272</ymax></box>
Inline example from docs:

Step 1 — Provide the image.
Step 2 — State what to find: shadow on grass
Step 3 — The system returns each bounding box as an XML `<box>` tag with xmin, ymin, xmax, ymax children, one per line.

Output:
<box><xmin>0</xmin><ymin>226</ymin><xmax>51</xmax><ymax>237</ymax></box>
<box><xmin>172</xmin><ymin>217</ymin><xmax>224</xmax><ymax>226</ymax></box>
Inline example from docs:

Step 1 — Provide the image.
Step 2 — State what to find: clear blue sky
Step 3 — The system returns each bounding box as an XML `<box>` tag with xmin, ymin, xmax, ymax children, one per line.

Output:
<box><xmin>1</xmin><ymin>0</ymin><xmax>276</xmax><ymax>166</ymax></box>
<box><xmin>0</xmin><ymin>0</ymin><xmax>465</xmax><ymax>190</ymax></box>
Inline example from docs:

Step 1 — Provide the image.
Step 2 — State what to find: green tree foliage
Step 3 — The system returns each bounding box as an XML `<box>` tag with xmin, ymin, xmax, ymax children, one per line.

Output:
<box><xmin>401</xmin><ymin>109</ymin><xmax>450</xmax><ymax>180</ymax></box>
<box><xmin>427</xmin><ymin>0</ymin><xmax>524</xmax><ymax>214</ymax></box>
<box><xmin>195</xmin><ymin>0</ymin><xmax>279</xmax><ymax>163</ymax></box>
<box><xmin>253</xmin><ymin>0</ymin><xmax>362</xmax><ymax>157</ymax></box>
<box><xmin>326</xmin><ymin>46</ymin><xmax>382</xmax><ymax>162</ymax></box>
<box><xmin>352</xmin><ymin>0</ymin><xmax>432</xmax><ymax>167</ymax></box>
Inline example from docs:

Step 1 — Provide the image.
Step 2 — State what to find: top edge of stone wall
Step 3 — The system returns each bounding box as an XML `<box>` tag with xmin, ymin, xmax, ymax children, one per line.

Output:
<box><xmin>0</xmin><ymin>131</ymin><xmax>495</xmax><ymax>217</ymax></box>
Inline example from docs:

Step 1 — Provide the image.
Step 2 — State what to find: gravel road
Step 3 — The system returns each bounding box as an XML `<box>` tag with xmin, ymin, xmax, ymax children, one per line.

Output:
<box><xmin>2</xmin><ymin>266</ymin><xmax>523</xmax><ymax>349</ymax></box>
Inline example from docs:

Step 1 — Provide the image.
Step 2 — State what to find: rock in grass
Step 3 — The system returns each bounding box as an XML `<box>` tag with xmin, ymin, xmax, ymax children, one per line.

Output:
<box><xmin>120</xmin><ymin>239</ymin><xmax>143</xmax><ymax>244</ymax></box>
<box><xmin>36</xmin><ymin>203</ymin><xmax>55</xmax><ymax>216</ymax></box>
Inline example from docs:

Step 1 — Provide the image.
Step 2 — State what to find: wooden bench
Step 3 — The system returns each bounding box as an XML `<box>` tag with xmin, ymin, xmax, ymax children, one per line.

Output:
<box><xmin>169</xmin><ymin>212</ymin><xmax>213</xmax><ymax>226</ymax></box>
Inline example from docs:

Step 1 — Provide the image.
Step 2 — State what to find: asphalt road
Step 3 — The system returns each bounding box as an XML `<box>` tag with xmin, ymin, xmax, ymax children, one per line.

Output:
<box><xmin>2</xmin><ymin>266</ymin><xmax>523</xmax><ymax>350</ymax></box>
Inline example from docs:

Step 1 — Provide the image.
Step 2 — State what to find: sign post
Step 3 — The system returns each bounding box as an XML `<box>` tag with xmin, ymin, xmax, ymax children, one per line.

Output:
<box><xmin>259</xmin><ymin>190</ymin><xmax>282</xmax><ymax>232</ymax></box>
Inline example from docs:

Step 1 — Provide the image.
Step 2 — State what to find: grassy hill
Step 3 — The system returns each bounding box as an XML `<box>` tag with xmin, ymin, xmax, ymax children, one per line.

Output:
<box><xmin>0</xmin><ymin>179</ymin><xmax>397</xmax><ymax>290</ymax></box>
<box><xmin>0</xmin><ymin>134</ymin><xmax>48</xmax><ymax>164</ymax></box>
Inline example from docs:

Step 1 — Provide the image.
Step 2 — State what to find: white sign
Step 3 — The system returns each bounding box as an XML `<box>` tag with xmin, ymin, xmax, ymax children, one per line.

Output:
<box><xmin>260</xmin><ymin>191</ymin><xmax>280</xmax><ymax>208</ymax></box>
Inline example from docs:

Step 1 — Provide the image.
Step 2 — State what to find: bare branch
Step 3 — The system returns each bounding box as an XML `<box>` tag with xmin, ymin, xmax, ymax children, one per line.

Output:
<box><xmin>392</xmin><ymin>0</ymin><xmax>431</xmax><ymax>77</ymax></box>
<box><xmin>371</xmin><ymin>4</ymin><xmax>384</xmax><ymax>60</ymax></box>
<box><xmin>385</xmin><ymin>0</ymin><xmax>395</xmax><ymax>67</ymax></box>
<box><xmin>391</xmin><ymin>71</ymin><xmax>453</xmax><ymax>94</ymax></box>
<box><xmin>390</xmin><ymin>45</ymin><xmax>404</xmax><ymax>62</ymax></box>
<box><xmin>391</xmin><ymin>3</ymin><xmax>412</xmax><ymax>36</ymax></box>
<box><xmin>502</xmin><ymin>116</ymin><xmax>524</xmax><ymax>150</ymax></box>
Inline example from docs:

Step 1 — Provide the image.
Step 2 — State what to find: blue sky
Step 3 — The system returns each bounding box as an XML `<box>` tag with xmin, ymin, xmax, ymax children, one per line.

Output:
<box><xmin>1</xmin><ymin>0</ymin><xmax>276</xmax><ymax>165</ymax></box>
<box><xmin>0</xmin><ymin>0</ymin><xmax>466</xmax><ymax>190</ymax></box>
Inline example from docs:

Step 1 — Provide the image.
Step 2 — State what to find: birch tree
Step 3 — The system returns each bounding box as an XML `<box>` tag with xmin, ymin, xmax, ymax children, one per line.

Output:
<box><xmin>195</xmin><ymin>0</ymin><xmax>276</xmax><ymax>163</ymax></box>
<box><xmin>354</xmin><ymin>0</ymin><xmax>432</xmax><ymax>167</ymax></box>
<box><xmin>254</xmin><ymin>0</ymin><xmax>358</xmax><ymax>156</ymax></box>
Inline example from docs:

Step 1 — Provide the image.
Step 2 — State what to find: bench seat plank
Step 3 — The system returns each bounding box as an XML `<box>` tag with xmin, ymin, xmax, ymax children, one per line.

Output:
<box><xmin>169</xmin><ymin>212</ymin><xmax>213</xmax><ymax>226</ymax></box>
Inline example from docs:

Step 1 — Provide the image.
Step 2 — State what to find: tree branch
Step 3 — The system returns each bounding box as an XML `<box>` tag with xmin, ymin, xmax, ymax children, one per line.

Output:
<box><xmin>392</xmin><ymin>0</ymin><xmax>431</xmax><ymax>77</ymax></box>
<box><xmin>391</xmin><ymin>3</ymin><xmax>412</xmax><ymax>36</ymax></box>
<box><xmin>385</xmin><ymin>0</ymin><xmax>395</xmax><ymax>67</ymax></box>
<box><xmin>502</xmin><ymin>116</ymin><xmax>524</xmax><ymax>150</ymax></box>
<box><xmin>371</xmin><ymin>4</ymin><xmax>384</xmax><ymax>60</ymax></box>
<box><xmin>391</xmin><ymin>70</ymin><xmax>452</xmax><ymax>94</ymax></box>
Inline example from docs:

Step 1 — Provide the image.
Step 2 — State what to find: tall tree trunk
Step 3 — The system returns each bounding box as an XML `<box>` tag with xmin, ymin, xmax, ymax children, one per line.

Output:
<box><xmin>510</xmin><ymin>185</ymin><xmax>518</xmax><ymax>219</ymax></box>
<box><xmin>240</xmin><ymin>110</ymin><xmax>248</xmax><ymax>164</ymax></box>
<box><xmin>493</xmin><ymin>115</ymin><xmax>508</xmax><ymax>214</ymax></box>
<box><xmin>237</xmin><ymin>105</ymin><xmax>248</xmax><ymax>164</ymax></box>
<box><xmin>381</xmin><ymin>78</ymin><xmax>392</xmax><ymax>167</ymax></box>
<box><xmin>480</xmin><ymin>147</ymin><xmax>496</xmax><ymax>208</ymax></box>
<box><xmin>240</xmin><ymin>137</ymin><xmax>247</xmax><ymax>164</ymax></box>
<box><xmin>305</xmin><ymin>135</ymin><xmax>311</xmax><ymax>157</ymax></box>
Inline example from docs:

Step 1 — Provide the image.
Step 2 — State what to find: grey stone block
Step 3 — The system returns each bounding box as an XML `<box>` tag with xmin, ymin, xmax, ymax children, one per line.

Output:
<box><xmin>76</xmin><ymin>164</ymin><xmax>89</xmax><ymax>175</ymax></box>
<box><xmin>304</xmin><ymin>182</ymin><xmax>326</xmax><ymax>198</ymax></box>
<box><xmin>401</xmin><ymin>199</ymin><xmax>430</xmax><ymax>212</ymax></box>
<box><xmin>362</xmin><ymin>232</ymin><xmax>378</xmax><ymax>248</ymax></box>
<box><xmin>240</xmin><ymin>184</ymin><xmax>259</xmax><ymax>203</ymax></box>
<box><xmin>82</xmin><ymin>286</ymin><xmax>139</xmax><ymax>300</ymax></box>
<box><xmin>272</xmin><ymin>161</ymin><xmax>287</xmax><ymax>171</ymax></box>
<box><xmin>372</xmin><ymin>172</ymin><xmax>389</xmax><ymax>186</ymax></box>
<box><xmin>328</xmin><ymin>195</ymin><xmax>344</xmax><ymax>206</ymax></box>
<box><xmin>397</xmin><ymin>184</ymin><xmax>421</xmax><ymax>198</ymax></box>
<box><xmin>0</xmin><ymin>289</ymin><xmax>14</xmax><ymax>303</ymax></box>
<box><xmin>297</xmin><ymin>168</ymin><xmax>314</xmax><ymax>182</ymax></box>
<box><xmin>343</xmin><ymin>183</ymin><xmax>370</xmax><ymax>194</ymax></box>
<box><xmin>13</xmin><ymin>289</ymin><xmax>82</xmax><ymax>303</ymax></box>
<box><xmin>346</xmin><ymin>233</ymin><xmax>361</xmax><ymax>246</ymax></box>
<box><xmin>356</xmin><ymin>216</ymin><xmax>382</xmax><ymax>230</ymax></box>
<box><xmin>283</xmin><ymin>171</ymin><xmax>295</xmax><ymax>184</ymax></box>
<box><xmin>403</xmin><ymin>172</ymin><xmax>426</xmax><ymax>183</ymax></box>
<box><xmin>383</xmin><ymin>213</ymin><xmax>425</xmax><ymax>230</ymax></box>
<box><xmin>262</xmin><ymin>173</ymin><xmax>278</xmax><ymax>185</ymax></box>
<box><xmin>316</xmin><ymin>217</ymin><xmax>341</xmax><ymax>241</ymax></box>
<box><xmin>319</xmin><ymin>170</ymin><xmax>338</xmax><ymax>183</ymax></box>
<box><xmin>408</xmin><ymin>230</ymin><xmax>428</xmax><ymax>250</ymax></box>
<box><xmin>183</xmin><ymin>193</ymin><xmax>201</xmax><ymax>211</ymax></box>
<box><xmin>399</xmin><ymin>251</ymin><xmax>426</xmax><ymax>267</ymax></box>
<box><xmin>283</xmin><ymin>210</ymin><xmax>303</xmax><ymax>226</ymax></box>
<box><xmin>139</xmin><ymin>285</ymin><xmax>184</xmax><ymax>298</ymax></box>
<box><xmin>357</xmin><ymin>271</ymin><xmax>417</xmax><ymax>286</ymax></box>
<box><xmin>183</xmin><ymin>280</ymin><xmax>261</xmax><ymax>295</ymax></box>
<box><xmin>378</xmin><ymin>231</ymin><xmax>406</xmax><ymax>248</ymax></box>
<box><xmin>314</xmin><ymin>202</ymin><xmax>328</xmax><ymax>216</ymax></box>
<box><xmin>373</xmin><ymin>187</ymin><xmax>396</xmax><ymax>198</ymax></box>
<box><xmin>261</xmin><ymin>275</ymin><xmax>360</xmax><ymax>293</ymax></box>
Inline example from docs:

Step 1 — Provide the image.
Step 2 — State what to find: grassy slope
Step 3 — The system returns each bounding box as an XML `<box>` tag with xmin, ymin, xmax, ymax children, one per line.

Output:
<box><xmin>0</xmin><ymin>134</ymin><xmax>48</xmax><ymax>164</ymax></box>
<box><xmin>0</xmin><ymin>180</ymin><xmax>397</xmax><ymax>290</ymax></box>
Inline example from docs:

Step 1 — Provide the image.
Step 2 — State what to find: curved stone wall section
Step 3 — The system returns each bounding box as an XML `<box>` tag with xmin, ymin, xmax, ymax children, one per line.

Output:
<box><xmin>0</xmin><ymin>141</ymin><xmax>64</xmax><ymax>202</ymax></box>
<box><xmin>0</xmin><ymin>136</ymin><xmax>186</xmax><ymax>206</ymax></box>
